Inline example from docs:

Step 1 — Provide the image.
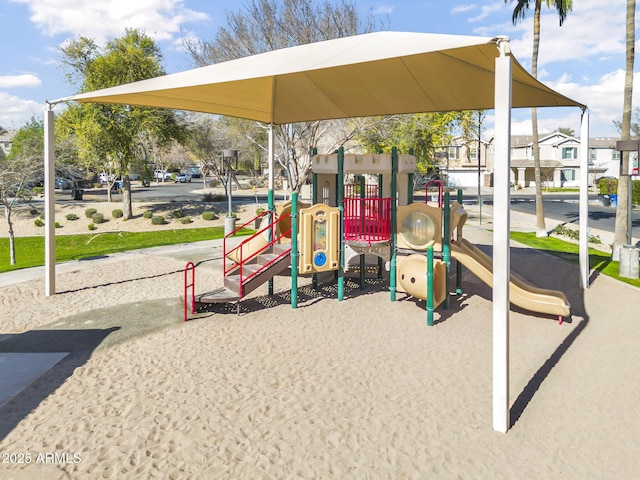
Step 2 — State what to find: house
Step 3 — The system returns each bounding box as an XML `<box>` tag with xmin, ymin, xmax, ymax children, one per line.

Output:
<box><xmin>434</xmin><ymin>135</ymin><xmax>492</xmax><ymax>187</ymax></box>
<box><xmin>437</xmin><ymin>131</ymin><xmax>638</xmax><ymax>189</ymax></box>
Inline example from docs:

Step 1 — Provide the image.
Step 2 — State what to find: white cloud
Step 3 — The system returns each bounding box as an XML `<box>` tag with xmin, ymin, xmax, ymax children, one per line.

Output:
<box><xmin>0</xmin><ymin>92</ymin><xmax>43</xmax><ymax>129</ymax></box>
<box><xmin>372</xmin><ymin>4</ymin><xmax>394</xmax><ymax>16</ymax></box>
<box><xmin>0</xmin><ymin>74</ymin><xmax>42</xmax><ymax>88</ymax></box>
<box><xmin>451</xmin><ymin>4</ymin><xmax>474</xmax><ymax>15</ymax></box>
<box><xmin>9</xmin><ymin>0</ymin><xmax>210</xmax><ymax>43</ymax></box>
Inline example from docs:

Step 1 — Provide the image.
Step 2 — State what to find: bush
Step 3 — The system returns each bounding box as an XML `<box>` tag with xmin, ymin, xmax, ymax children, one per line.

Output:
<box><xmin>633</xmin><ymin>180</ymin><xmax>640</xmax><ymax>206</ymax></box>
<box><xmin>85</xmin><ymin>207</ymin><xmax>97</xmax><ymax>218</ymax></box>
<box><xmin>202</xmin><ymin>211</ymin><xmax>218</xmax><ymax>221</ymax></box>
<box><xmin>91</xmin><ymin>213</ymin><xmax>104</xmax><ymax>224</ymax></box>
<box><xmin>66</xmin><ymin>213</ymin><xmax>79</xmax><ymax>221</ymax></box>
<box><xmin>172</xmin><ymin>209</ymin><xmax>184</xmax><ymax>218</ymax></box>
<box><xmin>112</xmin><ymin>209</ymin><xmax>124</xmax><ymax>218</ymax></box>
<box><xmin>180</xmin><ymin>216</ymin><xmax>192</xmax><ymax>224</ymax></box>
<box><xmin>143</xmin><ymin>210</ymin><xmax>154</xmax><ymax>219</ymax></box>
<box><xmin>29</xmin><ymin>208</ymin><xmax>39</xmax><ymax>216</ymax></box>
<box><xmin>34</xmin><ymin>219</ymin><xmax>44</xmax><ymax>227</ymax></box>
<box><xmin>88</xmin><ymin>223</ymin><xmax>97</xmax><ymax>231</ymax></box>
<box><xmin>151</xmin><ymin>215</ymin><xmax>166</xmax><ymax>225</ymax></box>
<box><xmin>54</xmin><ymin>222</ymin><xmax>62</xmax><ymax>229</ymax></box>
<box><xmin>598</xmin><ymin>177</ymin><xmax>617</xmax><ymax>195</ymax></box>
<box><xmin>31</xmin><ymin>186</ymin><xmax>44</xmax><ymax>196</ymax></box>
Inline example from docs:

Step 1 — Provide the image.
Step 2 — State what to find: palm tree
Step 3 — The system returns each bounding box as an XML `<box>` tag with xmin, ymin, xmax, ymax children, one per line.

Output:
<box><xmin>507</xmin><ymin>0</ymin><xmax>572</xmax><ymax>237</ymax></box>
<box><xmin>612</xmin><ymin>0</ymin><xmax>636</xmax><ymax>260</ymax></box>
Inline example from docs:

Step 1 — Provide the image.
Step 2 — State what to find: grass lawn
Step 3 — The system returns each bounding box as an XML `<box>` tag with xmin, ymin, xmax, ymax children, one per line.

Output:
<box><xmin>0</xmin><ymin>227</ymin><xmax>253</xmax><ymax>274</ymax></box>
<box><xmin>510</xmin><ymin>231</ymin><xmax>640</xmax><ymax>289</ymax></box>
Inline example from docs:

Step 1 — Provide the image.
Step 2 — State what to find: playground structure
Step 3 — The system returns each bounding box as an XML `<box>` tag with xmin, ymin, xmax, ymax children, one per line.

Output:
<box><xmin>185</xmin><ymin>147</ymin><xmax>570</xmax><ymax>325</ymax></box>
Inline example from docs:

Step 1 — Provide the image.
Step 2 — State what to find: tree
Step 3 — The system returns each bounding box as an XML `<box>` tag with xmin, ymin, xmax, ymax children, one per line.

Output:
<box><xmin>507</xmin><ymin>0</ymin><xmax>572</xmax><ymax>237</ymax></box>
<box><xmin>0</xmin><ymin>119</ymin><xmax>44</xmax><ymax>265</ymax></box>
<box><xmin>612</xmin><ymin>0</ymin><xmax>636</xmax><ymax>260</ymax></box>
<box><xmin>184</xmin><ymin>0</ymin><xmax>383</xmax><ymax>193</ymax></box>
<box><xmin>60</xmin><ymin>29</ymin><xmax>185</xmax><ymax>217</ymax></box>
<box><xmin>354</xmin><ymin>112</ymin><xmax>471</xmax><ymax>174</ymax></box>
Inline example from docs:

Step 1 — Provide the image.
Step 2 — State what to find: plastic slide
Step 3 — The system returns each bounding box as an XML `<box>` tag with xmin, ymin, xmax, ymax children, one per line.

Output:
<box><xmin>451</xmin><ymin>239</ymin><xmax>571</xmax><ymax>318</ymax></box>
<box><xmin>397</xmin><ymin>254</ymin><xmax>447</xmax><ymax>307</ymax></box>
<box><xmin>227</xmin><ymin>232</ymin><xmax>269</xmax><ymax>264</ymax></box>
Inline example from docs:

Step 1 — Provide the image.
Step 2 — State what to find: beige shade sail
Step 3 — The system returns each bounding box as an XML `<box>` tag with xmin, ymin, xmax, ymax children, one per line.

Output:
<box><xmin>56</xmin><ymin>31</ymin><xmax>584</xmax><ymax>124</ymax></box>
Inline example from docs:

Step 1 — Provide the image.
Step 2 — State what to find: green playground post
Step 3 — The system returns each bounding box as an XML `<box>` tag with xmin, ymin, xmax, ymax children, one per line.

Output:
<box><xmin>337</xmin><ymin>147</ymin><xmax>345</xmax><ymax>301</ymax></box>
<box><xmin>311</xmin><ymin>148</ymin><xmax>318</xmax><ymax>290</ymax></box>
<box><xmin>268</xmin><ymin>188</ymin><xmax>274</xmax><ymax>296</ymax></box>
<box><xmin>443</xmin><ymin>191</ymin><xmax>451</xmax><ymax>309</ymax></box>
<box><xmin>427</xmin><ymin>245</ymin><xmax>435</xmax><ymax>326</ymax></box>
<box><xmin>291</xmin><ymin>191</ymin><xmax>298</xmax><ymax>309</ymax></box>
<box><xmin>390</xmin><ymin>147</ymin><xmax>398</xmax><ymax>302</ymax></box>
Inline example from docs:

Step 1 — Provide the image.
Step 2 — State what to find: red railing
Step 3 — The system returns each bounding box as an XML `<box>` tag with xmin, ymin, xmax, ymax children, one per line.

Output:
<box><xmin>183</xmin><ymin>261</ymin><xmax>195</xmax><ymax>322</ymax></box>
<box><xmin>343</xmin><ymin>197</ymin><xmax>392</xmax><ymax>245</ymax></box>
<box><xmin>425</xmin><ymin>179</ymin><xmax>444</xmax><ymax>208</ymax></box>
<box><xmin>223</xmin><ymin>210</ymin><xmax>292</xmax><ymax>298</ymax></box>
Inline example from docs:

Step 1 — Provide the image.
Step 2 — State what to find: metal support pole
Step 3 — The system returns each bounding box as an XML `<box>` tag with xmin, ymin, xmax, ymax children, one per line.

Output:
<box><xmin>427</xmin><ymin>245</ymin><xmax>434</xmax><ymax>326</ymax></box>
<box><xmin>493</xmin><ymin>43</ymin><xmax>512</xmax><ymax>433</ymax></box>
<box><xmin>268</xmin><ymin>125</ymin><xmax>275</xmax><ymax>296</ymax></box>
<box><xmin>312</xmin><ymin>165</ymin><xmax>318</xmax><ymax>290</ymax></box>
<box><xmin>443</xmin><ymin>191</ymin><xmax>450</xmax><ymax>309</ymax></box>
<box><xmin>579</xmin><ymin>110</ymin><xmax>590</xmax><ymax>289</ymax></box>
<box><xmin>337</xmin><ymin>147</ymin><xmax>345</xmax><ymax>301</ymax></box>
<box><xmin>456</xmin><ymin>189</ymin><xmax>463</xmax><ymax>295</ymax></box>
<box><xmin>390</xmin><ymin>147</ymin><xmax>398</xmax><ymax>301</ymax></box>
<box><xmin>291</xmin><ymin>192</ymin><xmax>298</xmax><ymax>308</ymax></box>
<box><xmin>44</xmin><ymin>106</ymin><xmax>56</xmax><ymax>296</ymax></box>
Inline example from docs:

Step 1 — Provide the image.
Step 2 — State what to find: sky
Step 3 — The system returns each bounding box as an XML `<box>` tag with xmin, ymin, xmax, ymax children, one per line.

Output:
<box><xmin>1</xmin><ymin>0</ymin><xmax>638</xmax><ymax>139</ymax></box>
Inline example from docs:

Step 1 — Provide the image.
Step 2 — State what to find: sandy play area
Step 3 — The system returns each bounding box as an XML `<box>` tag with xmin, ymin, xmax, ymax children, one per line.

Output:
<box><xmin>1</xmin><ymin>199</ymin><xmax>639</xmax><ymax>479</ymax></box>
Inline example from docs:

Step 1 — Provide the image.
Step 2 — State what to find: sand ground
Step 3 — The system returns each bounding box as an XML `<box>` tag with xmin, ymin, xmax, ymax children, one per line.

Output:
<box><xmin>0</xmin><ymin>197</ymin><xmax>639</xmax><ymax>479</ymax></box>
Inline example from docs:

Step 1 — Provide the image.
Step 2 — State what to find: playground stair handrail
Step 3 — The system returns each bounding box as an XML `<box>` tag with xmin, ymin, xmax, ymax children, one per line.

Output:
<box><xmin>223</xmin><ymin>210</ymin><xmax>292</xmax><ymax>299</ymax></box>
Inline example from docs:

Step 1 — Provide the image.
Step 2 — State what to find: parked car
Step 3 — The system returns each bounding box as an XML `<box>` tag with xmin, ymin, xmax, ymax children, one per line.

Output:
<box><xmin>55</xmin><ymin>177</ymin><xmax>73</xmax><ymax>190</ymax></box>
<box><xmin>99</xmin><ymin>172</ymin><xmax>115</xmax><ymax>184</ymax></box>
<box><xmin>154</xmin><ymin>170</ymin><xmax>172</xmax><ymax>182</ymax></box>
<box><xmin>175</xmin><ymin>173</ymin><xmax>192</xmax><ymax>183</ymax></box>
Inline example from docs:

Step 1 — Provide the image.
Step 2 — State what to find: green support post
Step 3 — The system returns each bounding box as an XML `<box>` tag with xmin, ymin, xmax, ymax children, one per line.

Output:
<box><xmin>443</xmin><ymin>191</ymin><xmax>450</xmax><ymax>309</ymax></box>
<box><xmin>337</xmin><ymin>147</ymin><xmax>345</xmax><ymax>301</ymax></box>
<box><xmin>311</xmin><ymin>152</ymin><xmax>318</xmax><ymax>290</ymax></box>
<box><xmin>427</xmin><ymin>245</ymin><xmax>434</xmax><ymax>326</ymax></box>
<box><xmin>268</xmin><ymin>188</ymin><xmax>274</xmax><ymax>296</ymax></box>
<box><xmin>291</xmin><ymin>191</ymin><xmax>298</xmax><ymax>309</ymax></box>
<box><xmin>390</xmin><ymin>147</ymin><xmax>398</xmax><ymax>302</ymax></box>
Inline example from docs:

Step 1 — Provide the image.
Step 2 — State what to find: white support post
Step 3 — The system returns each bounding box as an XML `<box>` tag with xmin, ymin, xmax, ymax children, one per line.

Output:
<box><xmin>579</xmin><ymin>109</ymin><xmax>590</xmax><ymax>289</ymax></box>
<box><xmin>44</xmin><ymin>106</ymin><xmax>56</xmax><ymax>296</ymax></box>
<box><xmin>268</xmin><ymin>123</ymin><xmax>274</xmax><ymax>196</ymax></box>
<box><xmin>493</xmin><ymin>42</ymin><xmax>512</xmax><ymax>433</ymax></box>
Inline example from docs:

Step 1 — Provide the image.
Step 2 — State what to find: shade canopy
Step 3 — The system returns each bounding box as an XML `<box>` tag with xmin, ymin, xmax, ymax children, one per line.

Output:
<box><xmin>57</xmin><ymin>31</ymin><xmax>584</xmax><ymax>124</ymax></box>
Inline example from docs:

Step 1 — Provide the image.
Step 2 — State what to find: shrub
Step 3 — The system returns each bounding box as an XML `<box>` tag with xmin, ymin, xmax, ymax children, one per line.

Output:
<box><xmin>91</xmin><ymin>213</ymin><xmax>104</xmax><ymax>224</ymax></box>
<box><xmin>143</xmin><ymin>210</ymin><xmax>154</xmax><ymax>219</ymax></box>
<box><xmin>66</xmin><ymin>213</ymin><xmax>79</xmax><ymax>221</ymax></box>
<box><xmin>172</xmin><ymin>209</ymin><xmax>184</xmax><ymax>218</ymax></box>
<box><xmin>180</xmin><ymin>216</ymin><xmax>192</xmax><ymax>224</ymax></box>
<box><xmin>29</xmin><ymin>208</ymin><xmax>39</xmax><ymax>216</ymax></box>
<box><xmin>31</xmin><ymin>186</ymin><xmax>44</xmax><ymax>196</ymax></box>
<box><xmin>85</xmin><ymin>207</ymin><xmax>97</xmax><ymax>218</ymax></box>
<box><xmin>202</xmin><ymin>211</ymin><xmax>218</xmax><ymax>221</ymax></box>
<box><xmin>54</xmin><ymin>222</ymin><xmax>62</xmax><ymax>229</ymax></box>
<box><xmin>88</xmin><ymin>223</ymin><xmax>97</xmax><ymax>231</ymax></box>
<box><xmin>34</xmin><ymin>219</ymin><xmax>44</xmax><ymax>227</ymax></box>
<box><xmin>151</xmin><ymin>215</ymin><xmax>166</xmax><ymax>225</ymax></box>
<box><xmin>598</xmin><ymin>177</ymin><xmax>617</xmax><ymax>195</ymax></box>
<box><xmin>112</xmin><ymin>209</ymin><xmax>124</xmax><ymax>218</ymax></box>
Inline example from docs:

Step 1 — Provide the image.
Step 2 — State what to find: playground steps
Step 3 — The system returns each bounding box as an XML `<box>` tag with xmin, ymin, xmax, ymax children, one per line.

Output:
<box><xmin>194</xmin><ymin>286</ymin><xmax>239</xmax><ymax>305</ymax></box>
<box><xmin>224</xmin><ymin>244</ymin><xmax>291</xmax><ymax>298</ymax></box>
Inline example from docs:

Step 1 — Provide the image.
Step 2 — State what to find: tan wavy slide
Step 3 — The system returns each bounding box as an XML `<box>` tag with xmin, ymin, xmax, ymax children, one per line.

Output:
<box><xmin>451</xmin><ymin>238</ymin><xmax>571</xmax><ymax>318</ymax></box>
